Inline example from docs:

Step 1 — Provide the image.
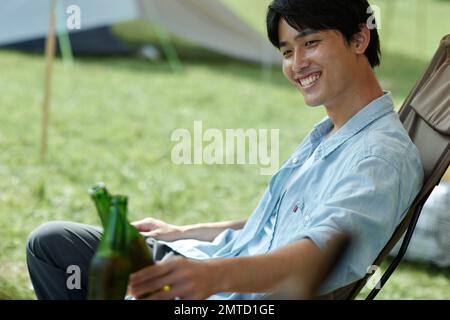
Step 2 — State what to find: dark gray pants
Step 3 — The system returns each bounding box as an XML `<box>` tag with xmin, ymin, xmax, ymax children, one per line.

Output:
<box><xmin>26</xmin><ymin>221</ymin><xmax>179</xmax><ymax>300</ymax></box>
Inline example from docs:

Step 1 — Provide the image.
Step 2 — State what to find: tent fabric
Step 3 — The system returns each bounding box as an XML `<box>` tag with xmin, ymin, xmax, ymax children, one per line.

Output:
<box><xmin>137</xmin><ymin>0</ymin><xmax>279</xmax><ymax>64</ymax></box>
<box><xmin>0</xmin><ymin>0</ymin><xmax>138</xmax><ymax>45</ymax></box>
<box><xmin>0</xmin><ymin>0</ymin><xmax>280</xmax><ymax>64</ymax></box>
<box><xmin>2</xmin><ymin>26</ymin><xmax>131</xmax><ymax>55</ymax></box>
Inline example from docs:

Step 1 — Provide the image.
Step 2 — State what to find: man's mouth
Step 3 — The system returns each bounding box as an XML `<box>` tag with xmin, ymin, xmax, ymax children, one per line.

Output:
<box><xmin>297</xmin><ymin>72</ymin><xmax>322</xmax><ymax>89</ymax></box>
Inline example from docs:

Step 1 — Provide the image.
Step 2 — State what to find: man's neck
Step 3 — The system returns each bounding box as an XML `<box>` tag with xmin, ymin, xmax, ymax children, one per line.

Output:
<box><xmin>325</xmin><ymin>70</ymin><xmax>384</xmax><ymax>133</ymax></box>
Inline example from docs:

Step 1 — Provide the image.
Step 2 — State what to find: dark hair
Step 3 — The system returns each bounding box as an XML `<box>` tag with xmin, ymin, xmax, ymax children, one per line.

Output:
<box><xmin>266</xmin><ymin>0</ymin><xmax>381</xmax><ymax>68</ymax></box>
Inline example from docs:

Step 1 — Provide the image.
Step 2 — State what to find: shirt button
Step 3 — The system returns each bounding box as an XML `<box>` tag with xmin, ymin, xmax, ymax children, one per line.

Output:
<box><xmin>305</xmin><ymin>215</ymin><xmax>311</xmax><ymax>222</ymax></box>
<box><xmin>292</xmin><ymin>158</ymin><xmax>299</xmax><ymax>164</ymax></box>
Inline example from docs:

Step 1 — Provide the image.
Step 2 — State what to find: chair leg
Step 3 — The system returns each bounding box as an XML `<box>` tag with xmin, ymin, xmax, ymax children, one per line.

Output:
<box><xmin>366</xmin><ymin>203</ymin><xmax>425</xmax><ymax>300</ymax></box>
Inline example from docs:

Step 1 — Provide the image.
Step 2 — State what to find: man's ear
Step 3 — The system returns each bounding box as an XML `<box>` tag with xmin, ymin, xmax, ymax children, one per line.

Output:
<box><xmin>352</xmin><ymin>24</ymin><xmax>371</xmax><ymax>55</ymax></box>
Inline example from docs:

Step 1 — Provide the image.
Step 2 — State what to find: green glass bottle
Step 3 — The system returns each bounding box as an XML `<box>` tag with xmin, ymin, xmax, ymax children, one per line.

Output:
<box><xmin>88</xmin><ymin>183</ymin><xmax>154</xmax><ymax>273</ymax></box>
<box><xmin>88</xmin><ymin>182</ymin><xmax>110</xmax><ymax>228</ymax></box>
<box><xmin>87</xmin><ymin>195</ymin><xmax>131</xmax><ymax>300</ymax></box>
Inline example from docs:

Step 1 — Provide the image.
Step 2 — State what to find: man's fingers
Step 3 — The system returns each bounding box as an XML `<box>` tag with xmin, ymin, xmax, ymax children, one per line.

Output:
<box><xmin>131</xmin><ymin>272</ymin><xmax>184</xmax><ymax>299</ymax></box>
<box><xmin>130</xmin><ymin>220</ymin><xmax>147</xmax><ymax>230</ymax></box>
<box><xmin>132</xmin><ymin>225</ymin><xmax>145</xmax><ymax>232</ymax></box>
<box><xmin>130</xmin><ymin>218</ymin><xmax>158</xmax><ymax>231</ymax></box>
<box><xmin>140</xmin><ymin>231</ymin><xmax>158</xmax><ymax>238</ymax></box>
<box><xmin>142</xmin><ymin>282</ymin><xmax>190</xmax><ymax>300</ymax></box>
<box><xmin>129</xmin><ymin>261</ymin><xmax>172</xmax><ymax>286</ymax></box>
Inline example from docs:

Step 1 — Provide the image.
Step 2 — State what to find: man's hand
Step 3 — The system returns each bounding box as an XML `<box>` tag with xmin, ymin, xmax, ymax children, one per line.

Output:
<box><xmin>131</xmin><ymin>217</ymin><xmax>185</xmax><ymax>241</ymax></box>
<box><xmin>132</xmin><ymin>218</ymin><xmax>247</xmax><ymax>242</ymax></box>
<box><xmin>128</xmin><ymin>256</ymin><xmax>217</xmax><ymax>300</ymax></box>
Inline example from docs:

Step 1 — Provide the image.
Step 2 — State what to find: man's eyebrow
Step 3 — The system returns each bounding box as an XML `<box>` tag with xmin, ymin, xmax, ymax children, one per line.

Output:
<box><xmin>279</xmin><ymin>29</ymin><xmax>319</xmax><ymax>48</ymax></box>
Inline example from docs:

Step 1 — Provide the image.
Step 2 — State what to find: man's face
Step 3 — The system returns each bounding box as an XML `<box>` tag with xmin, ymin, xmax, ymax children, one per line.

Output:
<box><xmin>278</xmin><ymin>18</ymin><xmax>359</xmax><ymax>108</ymax></box>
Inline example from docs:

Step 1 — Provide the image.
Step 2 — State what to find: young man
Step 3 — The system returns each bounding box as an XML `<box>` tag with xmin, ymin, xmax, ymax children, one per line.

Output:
<box><xmin>26</xmin><ymin>0</ymin><xmax>423</xmax><ymax>300</ymax></box>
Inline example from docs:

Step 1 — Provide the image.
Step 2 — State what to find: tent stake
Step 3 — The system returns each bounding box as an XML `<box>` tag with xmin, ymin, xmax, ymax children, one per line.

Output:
<box><xmin>40</xmin><ymin>0</ymin><xmax>57</xmax><ymax>161</ymax></box>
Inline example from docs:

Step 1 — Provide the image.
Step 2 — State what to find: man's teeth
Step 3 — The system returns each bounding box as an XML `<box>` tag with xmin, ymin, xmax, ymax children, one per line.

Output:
<box><xmin>299</xmin><ymin>73</ymin><xmax>321</xmax><ymax>88</ymax></box>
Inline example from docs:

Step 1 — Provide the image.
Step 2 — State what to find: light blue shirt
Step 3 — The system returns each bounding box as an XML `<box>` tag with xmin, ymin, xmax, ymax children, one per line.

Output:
<box><xmin>161</xmin><ymin>92</ymin><xmax>424</xmax><ymax>299</ymax></box>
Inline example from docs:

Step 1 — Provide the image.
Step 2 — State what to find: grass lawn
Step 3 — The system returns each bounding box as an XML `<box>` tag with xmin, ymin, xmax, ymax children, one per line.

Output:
<box><xmin>0</xmin><ymin>0</ymin><xmax>449</xmax><ymax>299</ymax></box>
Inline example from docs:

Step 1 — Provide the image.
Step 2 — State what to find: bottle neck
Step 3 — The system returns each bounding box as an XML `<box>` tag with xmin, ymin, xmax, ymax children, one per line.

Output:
<box><xmin>104</xmin><ymin>206</ymin><xmax>123</xmax><ymax>251</ymax></box>
<box><xmin>93</xmin><ymin>195</ymin><xmax>110</xmax><ymax>229</ymax></box>
<box><xmin>109</xmin><ymin>196</ymin><xmax>129</xmax><ymax>252</ymax></box>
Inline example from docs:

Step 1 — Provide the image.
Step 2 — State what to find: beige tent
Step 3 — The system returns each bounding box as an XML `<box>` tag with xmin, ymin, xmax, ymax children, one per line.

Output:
<box><xmin>0</xmin><ymin>0</ymin><xmax>280</xmax><ymax>64</ymax></box>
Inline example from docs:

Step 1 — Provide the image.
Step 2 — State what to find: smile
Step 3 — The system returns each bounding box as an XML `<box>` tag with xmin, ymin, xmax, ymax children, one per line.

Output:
<box><xmin>297</xmin><ymin>72</ymin><xmax>322</xmax><ymax>89</ymax></box>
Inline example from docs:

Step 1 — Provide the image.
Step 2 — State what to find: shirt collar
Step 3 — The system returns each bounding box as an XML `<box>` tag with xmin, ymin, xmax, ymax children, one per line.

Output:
<box><xmin>311</xmin><ymin>91</ymin><xmax>395</xmax><ymax>160</ymax></box>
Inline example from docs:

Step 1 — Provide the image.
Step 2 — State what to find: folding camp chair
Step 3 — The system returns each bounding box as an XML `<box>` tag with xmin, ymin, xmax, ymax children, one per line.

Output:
<box><xmin>327</xmin><ymin>34</ymin><xmax>450</xmax><ymax>300</ymax></box>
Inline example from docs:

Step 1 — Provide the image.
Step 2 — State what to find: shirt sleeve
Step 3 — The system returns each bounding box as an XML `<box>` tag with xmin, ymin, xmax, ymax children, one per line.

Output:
<box><xmin>293</xmin><ymin>155</ymin><xmax>406</xmax><ymax>294</ymax></box>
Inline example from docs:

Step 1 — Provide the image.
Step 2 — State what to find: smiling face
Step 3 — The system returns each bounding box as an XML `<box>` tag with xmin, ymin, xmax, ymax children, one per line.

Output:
<box><xmin>278</xmin><ymin>18</ymin><xmax>362</xmax><ymax>108</ymax></box>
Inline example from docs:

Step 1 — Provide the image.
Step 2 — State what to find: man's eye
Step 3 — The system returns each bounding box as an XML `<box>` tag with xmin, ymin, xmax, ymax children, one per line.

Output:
<box><xmin>305</xmin><ymin>40</ymin><xmax>319</xmax><ymax>47</ymax></box>
<box><xmin>282</xmin><ymin>50</ymin><xmax>292</xmax><ymax>58</ymax></box>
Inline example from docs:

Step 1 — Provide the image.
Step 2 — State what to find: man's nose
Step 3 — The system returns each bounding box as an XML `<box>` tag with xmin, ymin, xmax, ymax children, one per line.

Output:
<box><xmin>292</xmin><ymin>50</ymin><xmax>310</xmax><ymax>73</ymax></box>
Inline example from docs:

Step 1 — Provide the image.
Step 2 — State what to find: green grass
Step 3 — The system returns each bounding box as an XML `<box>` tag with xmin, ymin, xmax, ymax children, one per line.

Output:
<box><xmin>0</xmin><ymin>0</ymin><xmax>449</xmax><ymax>300</ymax></box>
<box><xmin>358</xmin><ymin>260</ymin><xmax>450</xmax><ymax>300</ymax></box>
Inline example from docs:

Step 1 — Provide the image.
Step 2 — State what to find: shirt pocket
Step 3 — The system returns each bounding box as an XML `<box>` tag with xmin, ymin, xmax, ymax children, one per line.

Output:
<box><xmin>274</xmin><ymin>197</ymin><xmax>307</xmax><ymax>248</ymax></box>
<box><xmin>300</xmin><ymin>197</ymin><xmax>315</xmax><ymax>227</ymax></box>
<box><xmin>290</xmin><ymin>199</ymin><xmax>305</xmax><ymax>216</ymax></box>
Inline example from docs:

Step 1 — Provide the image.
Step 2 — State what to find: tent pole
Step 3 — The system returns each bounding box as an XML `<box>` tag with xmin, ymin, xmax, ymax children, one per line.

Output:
<box><xmin>40</xmin><ymin>0</ymin><xmax>57</xmax><ymax>161</ymax></box>
<box><xmin>153</xmin><ymin>25</ymin><xmax>183</xmax><ymax>73</ymax></box>
<box><xmin>137</xmin><ymin>0</ymin><xmax>182</xmax><ymax>73</ymax></box>
<box><xmin>56</xmin><ymin>0</ymin><xmax>74</xmax><ymax>66</ymax></box>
